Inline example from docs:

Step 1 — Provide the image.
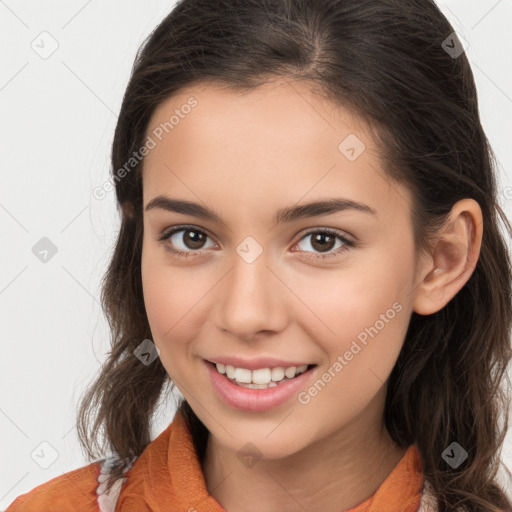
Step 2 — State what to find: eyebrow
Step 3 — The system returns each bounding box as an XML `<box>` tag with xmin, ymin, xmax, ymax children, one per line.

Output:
<box><xmin>145</xmin><ymin>195</ymin><xmax>377</xmax><ymax>226</ymax></box>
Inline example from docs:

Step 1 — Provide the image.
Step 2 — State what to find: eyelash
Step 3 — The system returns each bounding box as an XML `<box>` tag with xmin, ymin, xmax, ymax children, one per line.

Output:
<box><xmin>157</xmin><ymin>224</ymin><xmax>355</xmax><ymax>261</ymax></box>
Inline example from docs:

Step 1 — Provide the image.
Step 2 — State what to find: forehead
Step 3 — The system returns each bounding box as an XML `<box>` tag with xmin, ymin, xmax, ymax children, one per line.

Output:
<box><xmin>145</xmin><ymin>78</ymin><xmax>370</xmax><ymax>157</ymax></box>
<box><xmin>142</xmin><ymin>79</ymin><xmax>412</xmax><ymax>224</ymax></box>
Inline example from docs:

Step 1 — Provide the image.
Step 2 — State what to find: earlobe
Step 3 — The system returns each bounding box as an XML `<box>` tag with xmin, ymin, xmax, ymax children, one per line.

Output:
<box><xmin>413</xmin><ymin>199</ymin><xmax>483</xmax><ymax>316</ymax></box>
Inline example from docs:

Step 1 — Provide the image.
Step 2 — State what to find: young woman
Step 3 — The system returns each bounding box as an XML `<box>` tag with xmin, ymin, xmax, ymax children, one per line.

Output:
<box><xmin>7</xmin><ymin>0</ymin><xmax>512</xmax><ymax>511</ymax></box>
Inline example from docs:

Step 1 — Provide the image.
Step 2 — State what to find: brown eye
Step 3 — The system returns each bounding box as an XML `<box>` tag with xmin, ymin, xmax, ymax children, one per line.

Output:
<box><xmin>294</xmin><ymin>228</ymin><xmax>354</xmax><ymax>261</ymax></box>
<box><xmin>158</xmin><ymin>226</ymin><xmax>217</xmax><ymax>255</ymax></box>
<box><xmin>309</xmin><ymin>232</ymin><xmax>337</xmax><ymax>252</ymax></box>
<box><xmin>180</xmin><ymin>229</ymin><xmax>207</xmax><ymax>249</ymax></box>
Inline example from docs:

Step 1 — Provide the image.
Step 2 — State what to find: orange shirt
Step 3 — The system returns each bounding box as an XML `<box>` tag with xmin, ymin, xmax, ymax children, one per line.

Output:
<box><xmin>6</xmin><ymin>409</ymin><xmax>430</xmax><ymax>511</ymax></box>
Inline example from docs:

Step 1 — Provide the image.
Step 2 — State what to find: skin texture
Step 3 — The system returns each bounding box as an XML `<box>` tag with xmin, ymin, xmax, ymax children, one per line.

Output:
<box><xmin>140</xmin><ymin>78</ymin><xmax>483</xmax><ymax>512</ymax></box>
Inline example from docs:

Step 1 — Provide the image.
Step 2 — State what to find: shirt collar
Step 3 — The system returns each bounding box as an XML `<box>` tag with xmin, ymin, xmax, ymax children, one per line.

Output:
<box><xmin>122</xmin><ymin>408</ymin><xmax>424</xmax><ymax>512</ymax></box>
<box><xmin>168</xmin><ymin>409</ymin><xmax>424</xmax><ymax>512</ymax></box>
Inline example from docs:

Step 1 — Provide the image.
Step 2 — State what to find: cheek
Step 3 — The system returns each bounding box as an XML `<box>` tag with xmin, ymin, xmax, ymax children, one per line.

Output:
<box><xmin>295</xmin><ymin>246</ymin><xmax>414</xmax><ymax>372</ymax></box>
<box><xmin>141</xmin><ymin>268</ymin><xmax>197</xmax><ymax>383</ymax></box>
<box><xmin>297</xmin><ymin>268</ymin><xmax>407</xmax><ymax>340</ymax></box>
<box><xmin>141</xmin><ymin>254</ymin><xmax>206</xmax><ymax>352</ymax></box>
<box><xmin>297</xmin><ymin>283</ymin><xmax>410</xmax><ymax>424</ymax></box>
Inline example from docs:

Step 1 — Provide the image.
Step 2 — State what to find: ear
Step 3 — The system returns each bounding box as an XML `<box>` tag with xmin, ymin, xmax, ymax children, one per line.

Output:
<box><xmin>413</xmin><ymin>198</ymin><xmax>483</xmax><ymax>316</ymax></box>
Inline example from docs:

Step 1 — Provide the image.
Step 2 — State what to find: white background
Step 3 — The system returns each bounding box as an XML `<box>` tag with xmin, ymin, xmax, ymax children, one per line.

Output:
<box><xmin>1</xmin><ymin>0</ymin><xmax>511</xmax><ymax>508</ymax></box>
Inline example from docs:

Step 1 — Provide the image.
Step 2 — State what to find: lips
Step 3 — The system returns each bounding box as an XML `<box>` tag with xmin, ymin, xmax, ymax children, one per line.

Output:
<box><xmin>204</xmin><ymin>359</ymin><xmax>317</xmax><ymax>412</ymax></box>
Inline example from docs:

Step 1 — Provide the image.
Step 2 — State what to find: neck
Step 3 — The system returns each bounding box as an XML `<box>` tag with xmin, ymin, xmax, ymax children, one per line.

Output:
<box><xmin>201</xmin><ymin>403</ymin><xmax>407</xmax><ymax>512</ymax></box>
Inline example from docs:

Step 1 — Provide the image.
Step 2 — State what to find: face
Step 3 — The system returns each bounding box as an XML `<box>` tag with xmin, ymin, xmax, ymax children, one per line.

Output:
<box><xmin>140</xmin><ymin>78</ymin><xmax>422</xmax><ymax>460</ymax></box>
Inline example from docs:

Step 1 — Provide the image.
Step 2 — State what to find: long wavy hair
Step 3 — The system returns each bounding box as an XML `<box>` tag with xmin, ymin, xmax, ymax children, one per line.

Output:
<box><xmin>76</xmin><ymin>0</ymin><xmax>512</xmax><ymax>509</ymax></box>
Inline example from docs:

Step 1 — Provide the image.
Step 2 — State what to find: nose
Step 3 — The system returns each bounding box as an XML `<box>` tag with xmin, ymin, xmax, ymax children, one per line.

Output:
<box><xmin>214</xmin><ymin>249</ymin><xmax>289</xmax><ymax>340</ymax></box>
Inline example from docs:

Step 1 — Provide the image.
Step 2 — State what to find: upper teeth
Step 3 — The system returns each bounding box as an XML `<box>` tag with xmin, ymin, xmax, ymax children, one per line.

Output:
<box><xmin>215</xmin><ymin>363</ymin><xmax>309</xmax><ymax>385</ymax></box>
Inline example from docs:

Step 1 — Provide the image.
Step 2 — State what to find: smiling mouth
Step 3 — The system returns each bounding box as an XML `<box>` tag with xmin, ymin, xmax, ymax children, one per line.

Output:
<box><xmin>207</xmin><ymin>360</ymin><xmax>317</xmax><ymax>389</ymax></box>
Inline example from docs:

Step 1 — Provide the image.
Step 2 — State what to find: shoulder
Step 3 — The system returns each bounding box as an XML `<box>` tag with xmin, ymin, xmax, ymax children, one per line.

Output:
<box><xmin>5</xmin><ymin>461</ymin><xmax>102</xmax><ymax>512</ymax></box>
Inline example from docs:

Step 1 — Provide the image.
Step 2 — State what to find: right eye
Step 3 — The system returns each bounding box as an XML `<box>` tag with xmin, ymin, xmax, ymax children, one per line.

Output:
<box><xmin>157</xmin><ymin>225</ymin><xmax>218</xmax><ymax>257</ymax></box>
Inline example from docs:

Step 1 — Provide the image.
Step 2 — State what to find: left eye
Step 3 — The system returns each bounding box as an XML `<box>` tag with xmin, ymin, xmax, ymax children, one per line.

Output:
<box><xmin>294</xmin><ymin>229</ymin><xmax>352</xmax><ymax>256</ymax></box>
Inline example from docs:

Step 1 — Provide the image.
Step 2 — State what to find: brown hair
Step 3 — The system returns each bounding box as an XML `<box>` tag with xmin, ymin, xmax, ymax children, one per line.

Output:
<box><xmin>77</xmin><ymin>0</ymin><xmax>512</xmax><ymax>509</ymax></box>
